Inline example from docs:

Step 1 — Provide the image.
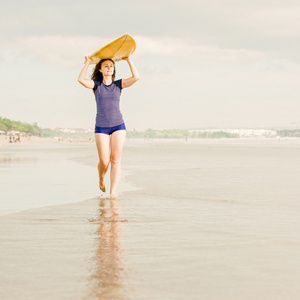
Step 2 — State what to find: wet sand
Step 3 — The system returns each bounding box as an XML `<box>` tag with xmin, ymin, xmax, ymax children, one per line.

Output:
<box><xmin>0</xmin><ymin>142</ymin><xmax>136</xmax><ymax>300</ymax></box>
<box><xmin>1</xmin><ymin>139</ymin><xmax>300</xmax><ymax>299</ymax></box>
<box><xmin>0</xmin><ymin>197</ymin><xmax>131</xmax><ymax>300</ymax></box>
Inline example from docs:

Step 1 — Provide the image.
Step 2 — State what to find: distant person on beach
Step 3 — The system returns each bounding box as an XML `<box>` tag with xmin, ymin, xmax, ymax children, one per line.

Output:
<box><xmin>78</xmin><ymin>56</ymin><xmax>139</xmax><ymax>198</ymax></box>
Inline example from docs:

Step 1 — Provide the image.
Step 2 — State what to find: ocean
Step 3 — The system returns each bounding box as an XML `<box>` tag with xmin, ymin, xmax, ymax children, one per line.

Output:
<box><xmin>0</xmin><ymin>138</ymin><xmax>300</xmax><ymax>299</ymax></box>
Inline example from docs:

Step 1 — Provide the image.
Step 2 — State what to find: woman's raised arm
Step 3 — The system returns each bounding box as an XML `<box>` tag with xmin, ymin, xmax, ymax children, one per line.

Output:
<box><xmin>122</xmin><ymin>56</ymin><xmax>140</xmax><ymax>88</ymax></box>
<box><xmin>78</xmin><ymin>56</ymin><xmax>95</xmax><ymax>89</ymax></box>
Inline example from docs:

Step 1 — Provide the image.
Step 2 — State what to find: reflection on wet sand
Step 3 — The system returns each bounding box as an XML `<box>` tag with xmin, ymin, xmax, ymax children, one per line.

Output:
<box><xmin>87</xmin><ymin>198</ymin><xmax>129</xmax><ymax>300</ymax></box>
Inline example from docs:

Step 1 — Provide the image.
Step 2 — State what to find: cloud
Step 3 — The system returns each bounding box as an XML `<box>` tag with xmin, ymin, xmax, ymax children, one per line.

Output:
<box><xmin>134</xmin><ymin>36</ymin><xmax>264</xmax><ymax>63</ymax></box>
<box><xmin>1</xmin><ymin>34</ymin><xmax>265</xmax><ymax>67</ymax></box>
<box><xmin>244</xmin><ymin>6</ymin><xmax>300</xmax><ymax>38</ymax></box>
<box><xmin>14</xmin><ymin>35</ymin><xmax>110</xmax><ymax>66</ymax></box>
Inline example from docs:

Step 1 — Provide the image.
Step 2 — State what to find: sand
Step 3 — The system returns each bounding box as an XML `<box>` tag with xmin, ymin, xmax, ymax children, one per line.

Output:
<box><xmin>0</xmin><ymin>196</ymin><xmax>133</xmax><ymax>300</ymax></box>
<box><xmin>0</xmin><ymin>135</ymin><xmax>57</xmax><ymax>146</ymax></box>
<box><xmin>0</xmin><ymin>135</ymin><xmax>96</xmax><ymax>150</ymax></box>
<box><xmin>1</xmin><ymin>139</ymin><xmax>300</xmax><ymax>300</ymax></box>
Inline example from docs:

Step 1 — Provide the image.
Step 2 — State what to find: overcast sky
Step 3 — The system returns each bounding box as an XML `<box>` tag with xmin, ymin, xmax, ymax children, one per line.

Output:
<box><xmin>0</xmin><ymin>0</ymin><xmax>299</xmax><ymax>130</ymax></box>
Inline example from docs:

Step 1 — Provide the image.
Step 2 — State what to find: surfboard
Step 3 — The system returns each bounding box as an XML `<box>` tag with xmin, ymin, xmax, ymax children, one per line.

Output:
<box><xmin>89</xmin><ymin>34</ymin><xmax>136</xmax><ymax>64</ymax></box>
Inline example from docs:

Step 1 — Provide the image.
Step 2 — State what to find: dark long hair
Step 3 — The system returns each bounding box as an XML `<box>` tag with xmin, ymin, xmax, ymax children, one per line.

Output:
<box><xmin>91</xmin><ymin>58</ymin><xmax>116</xmax><ymax>82</ymax></box>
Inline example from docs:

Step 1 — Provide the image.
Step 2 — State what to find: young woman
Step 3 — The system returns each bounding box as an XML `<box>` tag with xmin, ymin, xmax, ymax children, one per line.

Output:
<box><xmin>78</xmin><ymin>55</ymin><xmax>139</xmax><ymax>198</ymax></box>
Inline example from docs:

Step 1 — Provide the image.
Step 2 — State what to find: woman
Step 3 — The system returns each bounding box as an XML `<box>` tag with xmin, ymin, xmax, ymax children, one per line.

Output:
<box><xmin>78</xmin><ymin>55</ymin><xmax>139</xmax><ymax>198</ymax></box>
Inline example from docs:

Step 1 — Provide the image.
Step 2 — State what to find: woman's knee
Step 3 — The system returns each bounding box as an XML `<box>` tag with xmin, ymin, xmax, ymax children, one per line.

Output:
<box><xmin>110</xmin><ymin>154</ymin><xmax>121</xmax><ymax>165</ymax></box>
<box><xmin>99</xmin><ymin>157</ymin><xmax>110</xmax><ymax>168</ymax></box>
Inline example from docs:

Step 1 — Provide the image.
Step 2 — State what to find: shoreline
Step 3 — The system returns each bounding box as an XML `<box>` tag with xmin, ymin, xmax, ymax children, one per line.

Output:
<box><xmin>0</xmin><ymin>168</ymin><xmax>141</xmax><ymax>218</ymax></box>
<box><xmin>1</xmin><ymin>137</ymin><xmax>300</xmax><ymax>217</ymax></box>
<box><xmin>0</xmin><ymin>141</ymin><xmax>140</xmax><ymax>217</ymax></box>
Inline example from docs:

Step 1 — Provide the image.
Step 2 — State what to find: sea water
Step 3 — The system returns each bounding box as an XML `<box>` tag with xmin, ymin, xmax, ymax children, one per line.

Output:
<box><xmin>119</xmin><ymin>138</ymin><xmax>300</xmax><ymax>300</ymax></box>
<box><xmin>0</xmin><ymin>143</ymin><xmax>100</xmax><ymax>215</ymax></box>
<box><xmin>1</xmin><ymin>139</ymin><xmax>300</xmax><ymax>299</ymax></box>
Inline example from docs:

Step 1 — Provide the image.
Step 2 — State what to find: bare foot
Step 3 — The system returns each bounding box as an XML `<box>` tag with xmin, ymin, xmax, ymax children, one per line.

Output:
<box><xmin>99</xmin><ymin>181</ymin><xmax>106</xmax><ymax>192</ymax></box>
<box><xmin>110</xmin><ymin>193</ymin><xmax>117</xmax><ymax>200</ymax></box>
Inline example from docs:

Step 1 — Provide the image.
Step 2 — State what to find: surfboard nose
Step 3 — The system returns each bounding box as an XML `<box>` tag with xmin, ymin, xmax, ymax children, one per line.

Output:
<box><xmin>90</xmin><ymin>34</ymin><xmax>136</xmax><ymax>64</ymax></box>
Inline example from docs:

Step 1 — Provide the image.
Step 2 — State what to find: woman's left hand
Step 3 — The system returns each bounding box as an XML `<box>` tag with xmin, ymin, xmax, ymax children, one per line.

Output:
<box><xmin>122</xmin><ymin>56</ymin><xmax>131</xmax><ymax>62</ymax></box>
<box><xmin>121</xmin><ymin>55</ymin><xmax>139</xmax><ymax>88</ymax></box>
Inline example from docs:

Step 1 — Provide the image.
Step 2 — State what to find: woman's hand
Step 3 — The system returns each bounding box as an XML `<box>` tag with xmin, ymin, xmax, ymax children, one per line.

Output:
<box><xmin>121</xmin><ymin>55</ymin><xmax>139</xmax><ymax>88</ymax></box>
<box><xmin>78</xmin><ymin>56</ymin><xmax>95</xmax><ymax>89</ymax></box>
<box><xmin>85</xmin><ymin>55</ymin><xmax>93</xmax><ymax>64</ymax></box>
<box><xmin>122</xmin><ymin>55</ymin><xmax>131</xmax><ymax>62</ymax></box>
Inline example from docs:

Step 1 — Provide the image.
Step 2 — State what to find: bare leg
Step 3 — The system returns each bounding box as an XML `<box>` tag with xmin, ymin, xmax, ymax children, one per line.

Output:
<box><xmin>95</xmin><ymin>133</ymin><xmax>110</xmax><ymax>192</ymax></box>
<box><xmin>110</xmin><ymin>130</ymin><xmax>126</xmax><ymax>198</ymax></box>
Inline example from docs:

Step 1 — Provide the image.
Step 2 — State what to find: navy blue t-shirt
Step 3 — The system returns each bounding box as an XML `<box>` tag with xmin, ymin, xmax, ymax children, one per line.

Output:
<box><xmin>93</xmin><ymin>79</ymin><xmax>124</xmax><ymax>127</ymax></box>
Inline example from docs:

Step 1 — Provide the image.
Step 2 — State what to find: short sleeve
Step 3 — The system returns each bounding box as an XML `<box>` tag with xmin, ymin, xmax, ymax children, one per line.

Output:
<box><xmin>114</xmin><ymin>79</ymin><xmax>123</xmax><ymax>90</ymax></box>
<box><xmin>93</xmin><ymin>80</ymin><xmax>100</xmax><ymax>92</ymax></box>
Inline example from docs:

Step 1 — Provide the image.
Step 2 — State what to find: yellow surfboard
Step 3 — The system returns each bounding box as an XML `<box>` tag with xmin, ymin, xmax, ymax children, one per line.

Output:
<box><xmin>89</xmin><ymin>34</ymin><xmax>136</xmax><ymax>64</ymax></box>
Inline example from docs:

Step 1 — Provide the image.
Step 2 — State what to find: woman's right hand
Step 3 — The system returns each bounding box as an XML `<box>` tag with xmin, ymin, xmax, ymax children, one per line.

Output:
<box><xmin>84</xmin><ymin>55</ymin><xmax>92</xmax><ymax>64</ymax></box>
<box><xmin>78</xmin><ymin>56</ymin><xmax>95</xmax><ymax>89</ymax></box>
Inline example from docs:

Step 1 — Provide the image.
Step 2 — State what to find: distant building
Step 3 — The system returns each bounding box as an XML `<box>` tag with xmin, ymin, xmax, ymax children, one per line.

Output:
<box><xmin>188</xmin><ymin>128</ymin><xmax>277</xmax><ymax>138</ymax></box>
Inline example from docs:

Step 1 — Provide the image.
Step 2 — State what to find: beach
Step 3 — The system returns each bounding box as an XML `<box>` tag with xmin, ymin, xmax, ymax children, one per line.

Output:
<box><xmin>1</xmin><ymin>138</ymin><xmax>300</xmax><ymax>299</ymax></box>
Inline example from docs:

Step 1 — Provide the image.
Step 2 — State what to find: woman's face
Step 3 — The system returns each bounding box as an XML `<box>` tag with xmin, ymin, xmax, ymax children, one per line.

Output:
<box><xmin>100</xmin><ymin>60</ymin><xmax>114</xmax><ymax>76</ymax></box>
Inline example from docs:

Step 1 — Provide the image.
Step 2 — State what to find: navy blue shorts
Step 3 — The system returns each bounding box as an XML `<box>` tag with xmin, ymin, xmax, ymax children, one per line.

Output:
<box><xmin>95</xmin><ymin>123</ymin><xmax>126</xmax><ymax>135</ymax></box>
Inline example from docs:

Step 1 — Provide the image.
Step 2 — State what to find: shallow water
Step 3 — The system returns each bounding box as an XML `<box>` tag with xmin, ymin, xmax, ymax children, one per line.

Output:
<box><xmin>1</xmin><ymin>139</ymin><xmax>300</xmax><ymax>299</ymax></box>
<box><xmin>0</xmin><ymin>143</ymin><xmax>134</xmax><ymax>215</ymax></box>
<box><xmin>120</xmin><ymin>139</ymin><xmax>300</xmax><ymax>300</ymax></box>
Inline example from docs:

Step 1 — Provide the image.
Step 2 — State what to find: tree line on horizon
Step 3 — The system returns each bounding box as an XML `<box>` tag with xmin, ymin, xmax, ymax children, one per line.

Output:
<box><xmin>1</xmin><ymin>116</ymin><xmax>300</xmax><ymax>139</ymax></box>
<box><xmin>0</xmin><ymin>117</ymin><xmax>91</xmax><ymax>138</ymax></box>
<box><xmin>126</xmin><ymin>129</ymin><xmax>239</xmax><ymax>139</ymax></box>
<box><xmin>0</xmin><ymin>116</ymin><xmax>42</xmax><ymax>135</ymax></box>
